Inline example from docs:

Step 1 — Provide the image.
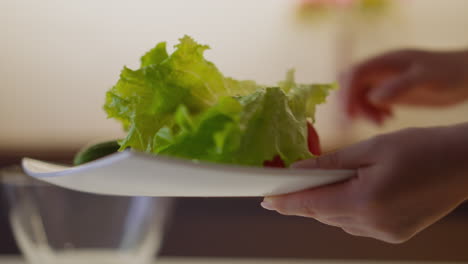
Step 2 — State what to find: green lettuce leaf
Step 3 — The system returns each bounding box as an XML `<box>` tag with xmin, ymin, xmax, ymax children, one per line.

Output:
<box><xmin>104</xmin><ymin>35</ymin><xmax>335</xmax><ymax>167</ymax></box>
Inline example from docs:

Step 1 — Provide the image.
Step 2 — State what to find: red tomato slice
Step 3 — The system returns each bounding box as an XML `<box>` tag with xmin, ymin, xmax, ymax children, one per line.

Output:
<box><xmin>307</xmin><ymin>122</ymin><xmax>321</xmax><ymax>156</ymax></box>
<box><xmin>263</xmin><ymin>122</ymin><xmax>321</xmax><ymax>168</ymax></box>
<box><xmin>263</xmin><ymin>154</ymin><xmax>285</xmax><ymax>168</ymax></box>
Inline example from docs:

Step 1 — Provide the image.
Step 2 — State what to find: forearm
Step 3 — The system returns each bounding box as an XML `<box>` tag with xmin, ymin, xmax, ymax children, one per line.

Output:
<box><xmin>433</xmin><ymin>49</ymin><xmax>468</xmax><ymax>97</ymax></box>
<box><xmin>457</xmin><ymin>50</ymin><xmax>468</xmax><ymax>93</ymax></box>
<box><xmin>444</xmin><ymin>122</ymin><xmax>468</xmax><ymax>201</ymax></box>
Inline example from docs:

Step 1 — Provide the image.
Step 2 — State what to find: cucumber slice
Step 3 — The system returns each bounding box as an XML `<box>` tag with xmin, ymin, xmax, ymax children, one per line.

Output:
<box><xmin>73</xmin><ymin>141</ymin><xmax>121</xmax><ymax>165</ymax></box>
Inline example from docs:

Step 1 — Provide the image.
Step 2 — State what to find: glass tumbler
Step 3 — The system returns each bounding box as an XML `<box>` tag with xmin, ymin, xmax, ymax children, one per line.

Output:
<box><xmin>1</xmin><ymin>165</ymin><xmax>172</xmax><ymax>264</ymax></box>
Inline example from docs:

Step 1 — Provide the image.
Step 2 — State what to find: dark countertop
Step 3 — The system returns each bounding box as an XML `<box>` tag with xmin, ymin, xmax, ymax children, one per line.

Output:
<box><xmin>1</xmin><ymin>148</ymin><xmax>468</xmax><ymax>261</ymax></box>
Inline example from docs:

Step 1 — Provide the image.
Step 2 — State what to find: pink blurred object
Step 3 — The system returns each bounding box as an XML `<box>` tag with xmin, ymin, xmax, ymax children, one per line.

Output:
<box><xmin>300</xmin><ymin>0</ymin><xmax>357</xmax><ymax>7</ymax></box>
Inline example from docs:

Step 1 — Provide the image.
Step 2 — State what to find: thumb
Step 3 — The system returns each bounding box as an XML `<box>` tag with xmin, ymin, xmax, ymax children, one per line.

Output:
<box><xmin>261</xmin><ymin>180</ymin><xmax>352</xmax><ymax>218</ymax></box>
<box><xmin>292</xmin><ymin>139</ymin><xmax>375</xmax><ymax>169</ymax></box>
<box><xmin>368</xmin><ymin>72</ymin><xmax>415</xmax><ymax>106</ymax></box>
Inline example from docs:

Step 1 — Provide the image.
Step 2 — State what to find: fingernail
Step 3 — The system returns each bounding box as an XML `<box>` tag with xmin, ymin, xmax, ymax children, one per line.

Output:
<box><xmin>260</xmin><ymin>198</ymin><xmax>275</xmax><ymax>211</ymax></box>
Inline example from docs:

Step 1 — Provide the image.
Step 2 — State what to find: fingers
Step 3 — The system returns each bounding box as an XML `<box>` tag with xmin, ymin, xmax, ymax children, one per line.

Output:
<box><xmin>292</xmin><ymin>139</ymin><xmax>375</xmax><ymax>170</ymax></box>
<box><xmin>354</xmin><ymin>99</ymin><xmax>392</xmax><ymax>125</ymax></box>
<box><xmin>342</xmin><ymin>59</ymin><xmax>402</xmax><ymax>116</ymax></box>
<box><xmin>259</xmin><ymin>140</ymin><xmax>377</xmax><ymax>227</ymax></box>
<box><xmin>261</xmin><ymin>180</ymin><xmax>353</xmax><ymax>218</ymax></box>
<box><xmin>340</xmin><ymin>50</ymin><xmax>412</xmax><ymax>123</ymax></box>
<box><xmin>368</xmin><ymin>71</ymin><xmax>416</xmax><ymax>106</ymax></box>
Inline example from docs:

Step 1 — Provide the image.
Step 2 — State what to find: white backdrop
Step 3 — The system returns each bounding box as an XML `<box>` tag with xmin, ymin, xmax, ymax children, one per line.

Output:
<box><xmin>1</xmin><ymin>0</ymin><xmax>468</xmax><ymax>150</ymax></box>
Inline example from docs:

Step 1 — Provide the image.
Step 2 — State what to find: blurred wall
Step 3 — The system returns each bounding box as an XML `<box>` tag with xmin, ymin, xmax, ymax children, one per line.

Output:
<box><xmin>1</xmin><ymin>0</ymin><xmax>468</xmax><ymax>151</ymax></box>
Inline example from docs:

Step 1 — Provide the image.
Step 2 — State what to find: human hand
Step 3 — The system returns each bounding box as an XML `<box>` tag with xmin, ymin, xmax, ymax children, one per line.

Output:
<box><xmin>341</xmin><ymin>49</ymin><xmax>468</xmax><ymax>124</ymax></box>
<box><xmin>261</xmin><ymin>123</ymin><xmax>468</xmax><ymax>243</ymax></box>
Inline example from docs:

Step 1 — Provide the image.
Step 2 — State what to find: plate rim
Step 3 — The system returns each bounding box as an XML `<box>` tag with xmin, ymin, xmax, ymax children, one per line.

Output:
<box><xmin>22</xmin><ymin>149</ymin><xmax>356</xmax><ymax>179</ymax></box>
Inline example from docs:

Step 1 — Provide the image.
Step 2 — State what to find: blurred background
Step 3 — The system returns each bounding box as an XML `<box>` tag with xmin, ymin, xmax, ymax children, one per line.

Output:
<box><xmin>1</xmin><ymin>0</ymin><xmax>468</xmax><ymax>262</ymax></box>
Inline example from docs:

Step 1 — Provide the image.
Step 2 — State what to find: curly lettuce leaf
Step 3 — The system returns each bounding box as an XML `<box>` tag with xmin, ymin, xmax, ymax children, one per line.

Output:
<box><xmin>226</xmin><ymin>81</ymin><xmax>334</xmax><ymax>166</ymax></box>
<box><xmin>104</xmin><ymin>35</ymin><xmax>335</xmax><ymax>167</ymax></box>
<box><xmin>155</xmin><ymin>97</ymin><xmax>243</xmax><ymax>162</ymax></box>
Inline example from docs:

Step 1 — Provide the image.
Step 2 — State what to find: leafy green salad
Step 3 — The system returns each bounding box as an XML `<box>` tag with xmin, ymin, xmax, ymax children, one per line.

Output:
<box><xmin>74</xmin><ymin>36</ymin><xmax>335</xmax><ymax>167</ymax></box>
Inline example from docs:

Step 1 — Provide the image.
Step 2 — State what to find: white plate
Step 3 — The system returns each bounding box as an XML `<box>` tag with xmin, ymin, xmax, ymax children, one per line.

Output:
<box><xmin>21</xmin><ymin>150</ymin><xmax>355</xmax><ymax>197</ymax></box>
